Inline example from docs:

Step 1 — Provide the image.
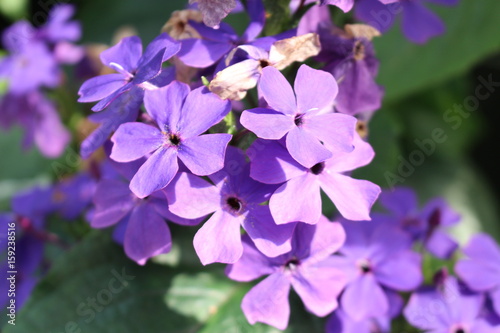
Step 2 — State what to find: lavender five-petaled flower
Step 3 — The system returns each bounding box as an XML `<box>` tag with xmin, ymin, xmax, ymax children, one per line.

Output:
<box><xmin>355</xmin><ymin>0</ymin><xmax>459</xmax><ymax>44</ymax></box>
<box><xmin>328</xmin><ymin>216</ymin><xmax>423</xmax><ymax>320</ymax></box>
<box><xmin>110</xmin><ymin>81</ymin><xmax>232</xmax><ymax>198</ymax></box>
<box><xmin>249</xmin><ymin>133</ymin><xmax>380</xmax><ymax>224</ymax></box>
<box><xmin>166</xmin><ymin>147</ymin><xmax>296</xmax><ymax>265</ymax></box>
<box><xmin>189</xmin><ymin>0</ymin><xmax>237</xmax><ymax>28</ymax></box>
<box><xmin>455</xmin><ymin>233</ymin><xmax>500</xmax><ymax>317</ymax></box>
<box><xmin>379</xmin><ymin>187</ymin><xmax>460</xmax><ymax>259</ymax></box>
<box><xmin>241</xmin><ymin>64</ymin><xmax>356</xmax><ymax>168</ymax></box>
<box><xmin>226</xmin><ymin>216</ymin><xmax>346</xmax><ymax>330</ymax></box>
<box><xmin>404</xmin><ymin>275</ymin><xmax>497</xmax><ymax>332</ymax></box>
<box><xmin>78</xmin><ymin>33</ymin><xmax>180</xmax><ymax>111</ymax></box>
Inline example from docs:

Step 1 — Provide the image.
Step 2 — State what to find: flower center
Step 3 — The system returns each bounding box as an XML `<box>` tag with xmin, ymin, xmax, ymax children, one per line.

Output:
<box><xmin>353</xmin><ymin>40</ymin><xmax>365</xmax><ymax>61</ymax></box>
<box><xmin>294</xmin><ymin>113</ymin><xmax>304</xmax><ymax>126</ymax></box>
<box><xmin>226</xmin><ymin>197</ymin><xmax>242</xmax><ymax>213</ymax></box>
<box><xmin>428</xmin><ymin>208</ymin><xmax>441</xmax><ymax>227</ymax></box>
<box><xmin>357</xmin><ymin>258</ymin><xmax>372</xmax><ymax>274</ymax></box>
<box><xmin>454</xmin><ymin>328</ymin><xmax>466</xmax><ymax>333</ymax></box>
<box><xmin>259</xmin><ymin>59</ymin><xmax>271</xmax><ymax>69</ymax></box>
<box><xmin>168</xmin><ymin>133</ymin><xmax>181</xmax><ymax>146</ymax></box>
<box><xmin>310</xmin><ymin>162</ymin><xmax>325</xmax><ymax>175</ymax></box>
<box><xmin>285</xmin><ymin>258</ymin><xmax>300</xmax><ymax>270</ymax></box>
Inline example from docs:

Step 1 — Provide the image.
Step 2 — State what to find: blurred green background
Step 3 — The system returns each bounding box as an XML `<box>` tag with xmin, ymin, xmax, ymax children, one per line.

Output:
<box><xmin>0</xmin><ymin>0</ymin><xmax>499</xmax><ymax>332</ymax></box>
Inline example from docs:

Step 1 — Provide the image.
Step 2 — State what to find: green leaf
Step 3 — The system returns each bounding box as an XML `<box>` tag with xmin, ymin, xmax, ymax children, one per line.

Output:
<box><xmin>263</xmin><ymin>0</ymin><xmax>291</xmax><ymax>36</ymax></box>
<box><xmin>375</xmin><ymin>0</ymin><xmax>500</xmax><ymax>101</ymax></box>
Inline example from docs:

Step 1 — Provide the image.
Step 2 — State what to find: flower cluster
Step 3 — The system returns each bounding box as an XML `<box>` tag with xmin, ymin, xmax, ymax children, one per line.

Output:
<box><xmin>0</xmin><ymin>5</ymin><xmax>82</xmax><ymax>157</ymax></box>
<box><xmin>3</xmin><ymin>1</ymin><xmax>499</xmax><ymax>333</ymax></box>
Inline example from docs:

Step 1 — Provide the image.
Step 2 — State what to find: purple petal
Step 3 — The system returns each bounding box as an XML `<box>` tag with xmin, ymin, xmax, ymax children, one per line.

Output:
<box><xmin>226</xmin><ymin>235</ymin><xmax>278</xmax><ymax>282</ymax></box>
<box><xmin>248</xmin><ymin>139</ymin><xmax>307</xmax><ymax>184</ymax></box>
<box><xmin>379</xmin><ymin>187</ymin><xmax>419</xmax><ymax>217</ymax></box>
<box><xmin>342</xmin><ymin>274</ymin><xmax>389</xmax><ymax>320</ymax></box>
<box><xmin>177</xmin><ymin>39</ymin><xmax>232</xmax><ymax>68</ymax></box>
<box><xmin>100</xmin><ymin>36</ymin><xmax>142</xmax><ymax>72</ymax></box>
<box><xmin>303</xmin><ymin>113</ymin><xmax>356</xmax><ymax>154</ymax></box>
<box><xmin>375</xmin><ymin>251</ymin><xmax>422</xmax><ymax>291</ymax></box>
<box><xmin>304</xmin><ymin>218</ymin><xmax>346</xmax><ymax>263</ymax></box>
<box><xmin>91</xmin><ymin>179</ymin><xmax>135</xmax><ymax>228</ymax></box>
<box><xmin>178</xmin><ymin>133</ymin><xmax>231</xmax><ymax>175</ymax></box>
<box><xmin>322</xmin><ymin>0</ymin><xmax>355</xmax><ymax>12</ymax></box>
<box><xmin>425</xmin><ymin>230</ymin><xmax>458</xmax><ymax>259</ymax></box>
<box><xmin>179</xmin><ymin>86</ymin><xmax>231</xmax><ymax>138</ymax></box>
<box><xmin>165</xmin><ymin>172</ymin><xmax>220</xmax><ymax>219</ymax></box>
<box><xmin>286</xmin><ymin>126</ymin><xmax>333</xmax><ymax>168</ymax></box>
<box><xmin>270</xmin><ymin>174</ymin><xmax>322</xmax><ymax>225</ymax></box>
<box><xmin>110</xmin><ymin>122</ymin><xmax>163</xmax><ymax>162</ymax></box>
<box><xmin>240</xmin><ymin>108</ymin><xmax>294</xmax><ymax>140</ymax></box>
<box><xmin>242</xmin><ymin>0</ymin><xmax>265</xmax><ymax>41</ymax></box>
<box><xmin>401</xmin><ymin>0</ymin><xmax>445</xmax><ymax>44</ymax></box>
<box><xmin>193</xmin><ymin>210</ymin><xmax>243</xmax><ymax>265</ymax></box>
<box><xmin>91</xmin><ymin>82</ymin><xmax>134</xmax><ymax>111</ymax></box>
<box><xmin>294</xmin><ymin>65</ymin><xmax>338</xmax><ymax>113</ymax></box>
<box><xmin>324</xmin><ymin>132</ymin><xmax>374</xmax><ymax>172</ymax></box>
<box><xmin>259</xmin><ymin>66</ymin><xmax>297</xmax><ymax>115</ymax></box>
<box><xmin>144</xmin><ymin>81</ymin><xmax>190</xmax><ymax>129</ymax></box>
<box><xmin>291</xmin><ymin>264</ymin><xmax>345</xmax><ymax>316</ymax></box>
<box><xmin>319</xmin><ymin>173</ymin><xmax>380</xmax><ymax>221</ymax></box>
<box><xmin>124</xmin><ymin>203</ymin><xmax>172</xmax><ymax>265</ymax></box>
<box><xmin>463</xmin><ymin>233</ymin><xmax>500</xmax><ymax>262</ymax></box>
<box><xmin>455</xmin><ymin>259</ymin><xmax>500</xmax><ymax>292</ymax></box>
<box><xmin>354</xmin><ymin>0</ymin><xmax>396</xmax><ymax>33</ymax></box>
<box><xmin>138</xmin><ymin>33</ymin><xmax>180</xmax><ymax>67</ymax></box>
<box><xmin>426</xmin><ymin>0</ymin><xmax>459</xmax><ymax>5</ymax></box>
<box><xmin>132</xmin><ymin>48</ymin><xmax>165</xmax><ymax>84</ymax></box>
<box><xmin>491</xmin><ymin>288</ymin><xmax>500</xmax><ymax>318</ymax></box>
<box><xmin>78</xmin><ymin>74</ymin><xmax>126</xmax><ymax>103</ymax></box>
<box><xmin>129</xmin><ymin>147</ymin><xmax>179</xmax><ymax>198</ymax></box>
<box><xmin>243</xmin><ymin>205</ymin><xmax>295</xmax><ymax>257</ymax></box>
<box><xmin>242</xmin><ymin>272</ymin><xmax>291</xmax><ymax>330</ymax></box>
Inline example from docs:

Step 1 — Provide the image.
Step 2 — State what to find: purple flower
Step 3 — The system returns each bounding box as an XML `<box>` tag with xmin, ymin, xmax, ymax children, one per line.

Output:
<box><xmin>328</xmin><ymin>216</ymin><xmax>423</xmax><ymax>320</ymax></box>
<box><xmin>455</xmin><ymin>233</ymin><xmax>500</xmax><ymax>317</ymax></box>
<box><xmin>189</xmin><ymin>0</ymin><xmax>237</xmax><ymax>28</ymax></box>
<box><xmin>404</xmin><ymin>276</ymin><xmax>497</xmax><ymax>332</ymax></box>
<box><xmin>226</xmin><ymin>217</ymin><xmax>346</xmax><ymax>330</ymax></box>
<box><xmin>91</xmin><ymin>158</ymin><xmax>200</xmax><ymax>265</ymax></box>
<box><xmin>248</xmin><ymin>133</ymin><xmax>380</xmax><ymax>224</ymax></box>
<box><xmin>51</xmin><ymin>172</ymin><xmax>97</xmax><ymax>219</ymax></box>
<box><xmin>0</xmin><ymin>91</ymin><xmax>70</xmax><ymax>157</ymax></box>
<box><xmin>355</xmin><ymin>0</ymin><xmax>459</xmax><ymax>44</ymax></box>
<box><xmin>37</xmin><ymin>4</ymin><xmax>81</xmax><ymax>44</ymax></box>
<box><xmin>177</xmin><ymin>0</ymin><xmax>293</xmax><ymax>69</ymax></box>
<box><xmin>326</xmin><ymin>290</ymin><xmax>403</xmax><ymax>333</ymax></box>
<box><xmin>241</xmin><ymin>64</ymin><xmax>356</xmax><ymax>168</ymax></box>
<box><xmin>78</xmin><ymin>33</ymin><xmax>180</xmax><ymax>111</ymax></box>
<box><xmin>110</xmin><ymin>81</ymin><xmax>231</xmax><ymax>198</ymax></box>
<box><xmin>0</xmin><ymin>23</ymin><xmax>59</xmax><ymax>94</ymax></box>
<box><xmin>166</xmin><ymin>147</ymin><xmax>296</xmax><ymax>265</ymax></box>
<box><xmin>379</xmin><ymin>187</ymin><xmax>460</xmax><ymax>259</ymax></box>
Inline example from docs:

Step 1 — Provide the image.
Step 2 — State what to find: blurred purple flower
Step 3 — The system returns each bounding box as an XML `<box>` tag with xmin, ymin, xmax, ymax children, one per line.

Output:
<box><xmin>404</xmin><ymin>275</ymin><xmax>496</xmax><ymax>332</ymax></box>
<box><xmin>355</xmin><ymin>0</ymin><xmax>459</xmax><ymax>44</ymax></box>
<box><xmin>226</xmin><ymin>217</ymin><xmax>346</xmax><ymax>330</ymax></box>
<box><xmin>379</xmin><ymin>187</ymin><xmax>460</xmax><ymax>259</ymax></box>
<box><xmin>455</xmin><ymin>233</ymin><xmax>500</xmax><ymax>317</ymax></box>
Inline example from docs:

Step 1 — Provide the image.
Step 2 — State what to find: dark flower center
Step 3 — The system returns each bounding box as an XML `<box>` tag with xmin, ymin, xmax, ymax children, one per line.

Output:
<box><xmin>455</xmin><ymin>328</ymin><xmax>466</xmax><ymax>333</ymax></box>
<box><xmin>226</xmin><ymin>197</ymin><xmax>242</xmax><ymax>213</ymax></box>
<box><xmin>294</xmin><ymin>114</ymin><xmax>304</xmax><ymax>126</ymax></box>
<box><xmin>357</xmin><ymin>259</ymin><xmax>372</xmax><ymax>274</ymax></box>
<box><xmin>310</xmin><ymin>162</ymin><xmax>325</xmax><ymax>175</ymax></box>
<box><xmin>353</xmin><ymin>40</ymin><xmax>365</xmax><ymax>61</ymax></box>
<box><xmin>259</xmin><ymin>59</ymin><xmax>270</xmax><ymax>68</ymax></box>
<box><xmin>169</xmin><ymin>133</ymin><xmax>181</xmax><ymax>146</ymax></box>
<box><xmin>360</xmin><ymin>263</ymin><xmax>371</xmax><ymax>273</ymax></box>
<box><xmin>285</xmin><ymin>258</ymin><xmax>300</xmax><ymax>270</ymax></box>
